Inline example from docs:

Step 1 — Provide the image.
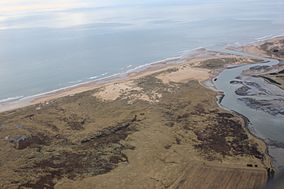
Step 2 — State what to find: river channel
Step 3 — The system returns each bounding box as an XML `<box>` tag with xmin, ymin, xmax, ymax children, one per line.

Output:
<box><xmin>211</xmin><ymin>57</ymin><xmax>284</xmax><ymax>170</ymax></box>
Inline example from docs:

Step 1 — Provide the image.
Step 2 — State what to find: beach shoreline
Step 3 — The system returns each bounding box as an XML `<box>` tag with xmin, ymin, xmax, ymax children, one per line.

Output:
<box><xmin>1</xmin><ymin>35</ymin><xmax>284</xmax><ymax>113</ymax></box>
<box><xmin>0</xmin><ymin>61</ymin><xmax>176</xmax><ymax>113</ymax></box>
<box><xmin>0</xmin><ymin>46</ymin><xmax>265</xmax><ymax>113</ymax></box>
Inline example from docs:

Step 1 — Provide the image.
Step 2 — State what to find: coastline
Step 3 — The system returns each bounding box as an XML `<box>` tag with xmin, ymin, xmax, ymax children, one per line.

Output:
<box><xmin>0</xmin><ymin>61</ymin><xmax>176</xmax><ymax>113</ymax></box>
<box><xmin>0</xmin><ymin>37</ymin><xmax>282</xmax><ymax>159</ymax></box>
<box><xmin>1</xmin><ymin>37</ymin><xmax>283</xmax><ymax>188</ymax></box>
<box><xmin>1</xmin><ymin>45</ymin><xmax>275</xmax><ymax>165</ymax></box>
<box><xmin>0</xmin><ymin>38</ymin><xmax>279</xmax><ymax>171</ymax></box>
<box><xmin>0</xmin><ymin>48</ymin><xmax>256</xmax><ymax>113</ymax></box>
<box><xmin>1</xmin><ymin>35</ymin><xmax>284</xmax><ymax>113</ymax></box>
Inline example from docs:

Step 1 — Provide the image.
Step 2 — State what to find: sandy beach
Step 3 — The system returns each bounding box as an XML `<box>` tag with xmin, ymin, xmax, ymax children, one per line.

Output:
<box><xmin>0</xmin><ymin>49</ymin><xmax>260</xmax><ymax>113</ymax></box>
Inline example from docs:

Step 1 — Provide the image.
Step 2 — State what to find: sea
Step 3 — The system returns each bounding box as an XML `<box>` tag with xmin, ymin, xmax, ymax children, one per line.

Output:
<box><xmin>0</xmin><ymin>0</ymin><xmax>284</xmax><ymax>102</ymax></box>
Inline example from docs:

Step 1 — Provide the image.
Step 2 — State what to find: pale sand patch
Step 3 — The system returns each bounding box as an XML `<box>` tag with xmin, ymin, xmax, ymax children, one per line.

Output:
<box><xmin>239</xmin><ymin>45</ymin><xmax>267</xmax><ymax>57</ymax></box>
<box><xmin>93</xmin><ymin>81</ymin><xmax>141</xmax><ymax>101</ymax></box>
<box><xmin>125</xmin><ymin>90</ymin><xmax>162</xmax><ymax>104</ymax></box>
<box><xmin>156</xmin><ymin>66</ymin><xmax>210</xmax><ymax>84</ymax></box>
<box><xmin>94</xmin><ymin>63</ymin><xmax>212</xmax><ymax>103</ymax></box>
<box><xmin>93</xmin><ymin>81</ymin><xmax>163</xmax><ymax>103</ymax></box>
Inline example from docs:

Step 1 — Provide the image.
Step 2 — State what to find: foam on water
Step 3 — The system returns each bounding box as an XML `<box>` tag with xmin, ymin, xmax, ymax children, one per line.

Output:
<box><xmin>0</xmin><ymin>96</ymin><xmax>24</xmax><ymax>103</ymax></box>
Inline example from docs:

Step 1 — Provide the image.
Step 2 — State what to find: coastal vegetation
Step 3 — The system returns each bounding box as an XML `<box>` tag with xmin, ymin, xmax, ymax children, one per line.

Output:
<box><xmin>0</xmin><ymin>51</ymin><xmax>272</xmax><ymax>188</ymax></box>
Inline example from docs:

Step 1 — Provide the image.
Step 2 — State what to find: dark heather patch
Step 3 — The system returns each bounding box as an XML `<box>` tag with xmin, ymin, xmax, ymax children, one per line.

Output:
<box><xmin>17</xmin><ymin>118</ymin><xmax>138</xmax><ymax>189</ymax></box>
<box><xmin>194</xmin><ymin>113</ymin><xmax>264</xmax><ymax>160</ymax></box>
<box><xmin>6</xmin><ymin>133</ymin><xmax>50</xmax><ymax>150</ymax></box>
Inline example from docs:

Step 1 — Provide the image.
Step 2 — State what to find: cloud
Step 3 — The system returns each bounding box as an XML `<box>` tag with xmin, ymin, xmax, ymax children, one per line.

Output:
<box><xmin>0</xmin><ymin>0</ymin><xmax>120</xmax><ymax>14</ymax></box>
<box><xmin>0</xmin><ymin>0</ymin><xmax>121</xmax><ymax>29</ymax></box>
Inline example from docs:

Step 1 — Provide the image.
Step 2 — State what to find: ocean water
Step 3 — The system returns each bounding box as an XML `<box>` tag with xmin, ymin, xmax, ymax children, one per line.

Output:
<box><xmin>0</xmin><ymin>0</ymin><xmax>284</xmax><ymax>101</ymax></box>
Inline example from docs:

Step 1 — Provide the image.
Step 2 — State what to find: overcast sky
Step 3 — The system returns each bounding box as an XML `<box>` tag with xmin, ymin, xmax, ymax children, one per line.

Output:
<box><xmin>0</xmin><ymin>0</ymin><xmax>283</xmax><ymax>30</ymax></box>
<box><xmin>0</xmin><ymin>0</ymin><xmax>233</xmax><ymax>30</ymax></box>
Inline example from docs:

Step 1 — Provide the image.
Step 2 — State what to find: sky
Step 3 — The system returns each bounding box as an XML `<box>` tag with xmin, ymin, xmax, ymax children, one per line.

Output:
<box><xmin>0</xmin><ymin>0</ymin><xmax>283</xmax><ymax>32</ymax></box>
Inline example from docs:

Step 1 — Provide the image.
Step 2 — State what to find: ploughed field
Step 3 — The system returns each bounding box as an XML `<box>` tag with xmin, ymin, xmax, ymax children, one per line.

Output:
<box><xmin>172</xmin><ymin>163</ymin><xmax>267</xmax><ymax>189</ymax></box>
